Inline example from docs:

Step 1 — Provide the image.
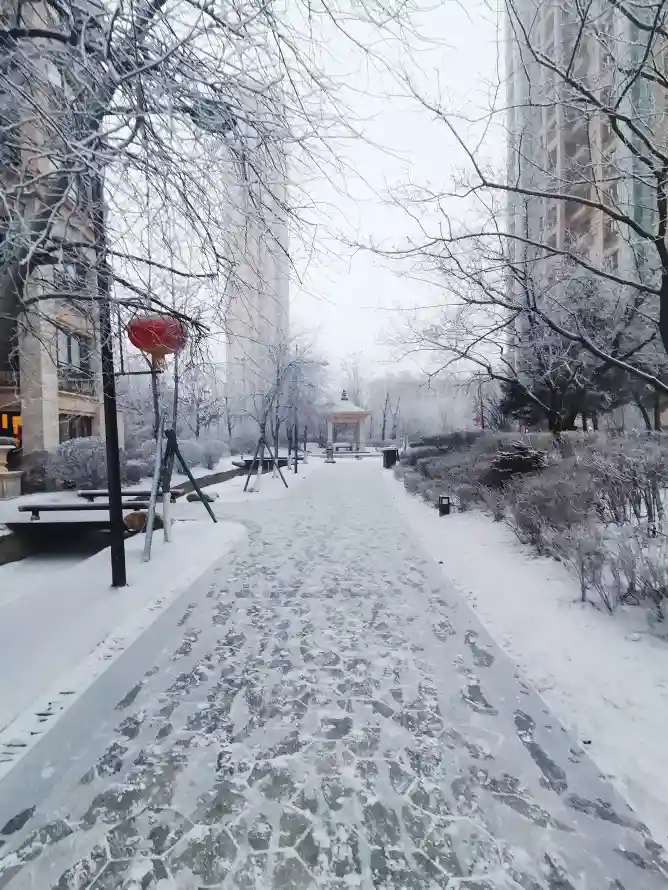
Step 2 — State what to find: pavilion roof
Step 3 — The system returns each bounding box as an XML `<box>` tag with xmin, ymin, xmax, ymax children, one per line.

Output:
<box><xmin>327</xmin><ymin>391</ymin><xmax>371</xmax><ymax>418</ymax></box>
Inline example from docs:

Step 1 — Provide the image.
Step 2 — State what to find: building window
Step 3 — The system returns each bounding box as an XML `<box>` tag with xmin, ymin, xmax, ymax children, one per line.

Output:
<box><xmin>604</xmin><ymin>250</ymin><xmax>619</xmax><ymax>273</ymax></box>
<box><xmin>58</xmin><ymin>413</ymin><xmax>92</xmax><ymax>443</ymax></box>
<box><xmin>58</xmin><ymin>329</ymin><xmax>91</xmax><ymax>372</ymax></box>
<box><xmin>603</xmin><ymin>215</ymin><xmax>617</xmax><ymax>250</ymax></box>
<box><xmin>57</xmin><ymin>330</ymin><xmax>95</xmax><ymax>394</ymax></box>
<box><xmin>0</xmin><ymin>412</ymin><xmax>21</xmax><ymax>442</ymax></box>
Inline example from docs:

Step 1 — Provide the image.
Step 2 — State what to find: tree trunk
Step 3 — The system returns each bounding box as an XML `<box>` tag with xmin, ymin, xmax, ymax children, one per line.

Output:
<box><xmin>251</xmin><ymin>421</ymin><xmax>266</xmax><ymax>492</ymax></box>
<box><xmin>287</xmin><ymin>426</ymin><xmax>293</xmax><ymax>456</ymax></box>
<box><xmin>391</xmin><ymin>397</ymin><xmax>401</xmax><ymax>439</ymax></box>
<box><xmin>273</xmin><ymin>413</ymin><xmax>280</xmax><ymax>478</ymax></box>
<box><xmin>581</xmin><ymin>412</ymin><xmax>588</xmax><ymax>432</ymax></box>
<box><xmin>634</xmin><ymin>395</ymin><xmax>652</xmax><ymax>431</ymax></box>
<box><xmin>563</xmin><ymin>410</ymin><xmax>578</xmax><ymax>431</ymax></box>
<box><xmin>381</xmin><ymin>392</ymin><xmax>389</xmax><ymax>441</ymax></box>
<box><xmin>654</xmin><ymin>388</ymin><xmax>662</xmax><ymax>431</ymax></box>
<box><xmin>659</xmin><ymin>272</ymin><xmax>668</xmax><ymax>359</ymax></box>
<box><xmin>592</xmin><ymin>411</ymin><xmax>599</xmax><ymax>431</ymax></box>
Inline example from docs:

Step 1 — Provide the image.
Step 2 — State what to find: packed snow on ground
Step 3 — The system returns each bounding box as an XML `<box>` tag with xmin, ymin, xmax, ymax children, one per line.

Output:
<box><xmin>384</xmin><ymin>470</ymin><xmax>668</xmax><ymax>846</ymax></box>
<box><xmin>0</xmin><ymin>517</ymin><xmax>245</xmax><ymax>777</ymax></box>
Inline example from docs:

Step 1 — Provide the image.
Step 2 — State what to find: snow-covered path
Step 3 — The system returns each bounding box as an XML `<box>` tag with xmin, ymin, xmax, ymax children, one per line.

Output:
<box><xmin>0</xmin><ymin>461</ymin><xmax>666</xmax><ymax>888</ymax></box>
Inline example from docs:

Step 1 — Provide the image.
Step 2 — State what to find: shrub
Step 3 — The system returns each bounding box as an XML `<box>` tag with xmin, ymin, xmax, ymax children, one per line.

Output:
<box><xmin>403</xmin><ymin>470</ymin><xmax>423</xmax><ymax>495</ymax></box>
<box><xmin>229</xmin><ymin>435</ymin><xmax>258</xmax><ymax>456</ymax></box>
<box><xmin>504</xmin><ymin>460</ymin><xmax>598</xmax><ymax>540</ymax></box>
<box><xmin>178</xmin><ymin>439</ymin><xmax>205</xmax><ymax>468</ymax></box>
<box><xmin>200</xmin><ymin>439</ymin><xmax>230</xmax><ymax>470</ymax></box>
<box><xmin>456</xmin><ymin>483</ymin><xmax>478</xmax><ymax>511</ymax></box>
<box><xmin>479</xmin><ymin>487</ymin><xmax>505</xmax><ymax>521</ymax></box>
<box><xmin>481</xmin><ymin>442</ymin><xmax>546</xmax><ymax>488</ymax></box>
<box><xmin>20</xmin><ymin>450</ymin><xmax>54</xmax><ymax>493</ymax></box>
<box><xmin>140</xmin><ymin>438</ymin><xmax>160</xmax><ymax>461</ymax></box>
<box><xmin>49</xmin><ymin>437</ymin><xmax>128</xmax><ymax>489</ymax></box>
<box><xmin>124</xmin><ymin>424</ymin><xmax>154</xmax><ymax>452</ymax></box>
<box><xmin>554</xmin><ymin>526</ymin><xmax>609</xmax><ymax>608</ymax></box>
<box><xmin>126</xmin><ymin>459</ymin><xmax>151</xmax><ymax>484</ymax></box>
<box><xmin>609</xmin><ymin>530</ymin><xmax>668</xmax><ymax>618</ymax></box>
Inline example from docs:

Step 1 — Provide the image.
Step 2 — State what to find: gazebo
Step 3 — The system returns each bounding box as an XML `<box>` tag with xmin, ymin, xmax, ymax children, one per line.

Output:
<box><xmin>326</xmin><ymin>391</ymin><xmax>371</xmax><ymax>459</ymax></box>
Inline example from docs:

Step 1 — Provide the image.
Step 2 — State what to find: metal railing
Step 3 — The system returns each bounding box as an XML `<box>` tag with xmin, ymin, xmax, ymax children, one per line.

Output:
<box><xmin>57</xmin><ymin>368</ymin><xmax>96</xmax><ymax>395</ymax></box>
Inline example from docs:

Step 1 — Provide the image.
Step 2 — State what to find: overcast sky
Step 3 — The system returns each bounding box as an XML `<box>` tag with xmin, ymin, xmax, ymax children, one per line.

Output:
<box><xmin>289</xmin><ymin>0</ymin><xmax>502</xmax><ymax>382</ymax></box>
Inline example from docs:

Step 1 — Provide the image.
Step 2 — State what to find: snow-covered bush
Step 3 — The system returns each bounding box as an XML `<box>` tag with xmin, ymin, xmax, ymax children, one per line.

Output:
<box><xmin>605</xmin><ymin>528</ymin><xmax>668</xmax><ymax>618</ymax></box>
<box><xmin>124</xmin><ymin>423</ymin><xmax>154</xmax><ymax>452</ymax></box>
<box><xmin>479</xmin><ymin>487</ymin><xmax>505</xmax><ymax>521</ymax></box>
<box><xmin>21</xmin><ymin>450</ymin><xmax>53</xmax><ymax>493</ymax></box>
<box><xmin>126</xmin><ymin>459</ymin><xmax>151</xmax><ymax>484</ymax></box>
<box><xmin>200</xmin><ymin>439</ymin><xmax>230</xmax><ymax>470</ymax></box>
<box><xmin>504</xmin><ymin>460</ymin><xmax>598</xmax><ymax>545</ymax></box>
<box><xmin>481</xmin><ymin>442</ymin><xmax>546</xmax><ymax>488</ymax></box>
<box><xmin>403</xmin><ymin>470</ymin><xmax>423</xmax><ymax>495</ymax></box>
<box><xmin>554</xmin><ymin>526</ymin><xmax>609</xmax><ymax>608</ymax></box>
<box><xmin>582</xmin><ymin>436</ymin><xmax>668</xmax><ymax>527</ymax></box>
<box><xmin>139</xmin><ymin>439</ymin><xmax>159</xmax><ymax>461</ymax></box>
<box><xmin>456</xmin><ymin>483</ymin><xmax>478</xmax><ymax>511</ymax></box>
<box><xmin>178</xmin><ymin>439</ymin><xmax>205</xmax><ymax>468</ymax></box>
<box><xmin>229</xmin><ymin>434</ymin><xmax>259</xmax><ymax>455</ymax></box>
<box><xmin>49</xmin><ymin>437</ymin><xmax>128</xmax><ymax>489</ymax></box>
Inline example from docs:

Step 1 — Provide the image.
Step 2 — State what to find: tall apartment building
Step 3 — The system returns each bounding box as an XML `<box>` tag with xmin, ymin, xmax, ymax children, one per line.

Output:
<box><xmin>225</xmin><ymin>155</ymin><xmax>290</xmax><ymax>437</ymax></box>
<box><xmin>505</xmin><ymin>0</ymin><xmax>654</xmax><ymax>325</ymax></box>
<box><xmin>0</xmin><ymin>1</ymin><xmax>105</xmax><ymax>456</ymax></box>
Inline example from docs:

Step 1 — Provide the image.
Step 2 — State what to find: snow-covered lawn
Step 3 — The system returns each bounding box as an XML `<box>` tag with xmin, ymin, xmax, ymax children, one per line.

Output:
<box><xmin>384</xmin><ymin>469</ymin><xmax>668</xmax><ymax>845</ymax></box>
<box><xmin>0</xmin><ymin>517</ymin><xmax>245</xmax><ymax>779</ymax></box>
<box><xmin>0</xmin><ymin>456</ymin><xmax>239</xmax><ymax>523</ymax></box>
<box><xmin>177</xmin><ymin>453</ymin><xmax>327</xmax><ymax>508</ymax></box>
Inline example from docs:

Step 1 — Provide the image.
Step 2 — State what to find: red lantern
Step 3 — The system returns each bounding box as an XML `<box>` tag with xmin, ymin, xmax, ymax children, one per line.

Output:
<box><xmin>126</xmin><ymin>314</ymin><xmax>188</xmax><ymax>370</ymax></box>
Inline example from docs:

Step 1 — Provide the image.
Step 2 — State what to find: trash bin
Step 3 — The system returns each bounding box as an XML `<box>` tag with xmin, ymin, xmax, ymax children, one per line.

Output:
<box><xmin>382</xmin><ymin>447</ymin><xmax>399</xmax><ymax>469</ymax></box>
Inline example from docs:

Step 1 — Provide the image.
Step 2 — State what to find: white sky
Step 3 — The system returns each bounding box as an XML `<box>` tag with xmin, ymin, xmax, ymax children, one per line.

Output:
<box><xmin>289</xmin><ymin>0</ymin><xmax>503</xmax><ymax>379</ymax></box>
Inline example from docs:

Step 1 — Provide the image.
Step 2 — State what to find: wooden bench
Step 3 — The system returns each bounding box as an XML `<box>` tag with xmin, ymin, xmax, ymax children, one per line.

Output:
<box><xmin>18</xmin><ymin>502</ymin><xmax>150</xmax><ymax>521</ymax></box>
<box><xmin>77</xmin><ymin>489</ymin><xmax>181</xmax><ymax>503</ymax></box>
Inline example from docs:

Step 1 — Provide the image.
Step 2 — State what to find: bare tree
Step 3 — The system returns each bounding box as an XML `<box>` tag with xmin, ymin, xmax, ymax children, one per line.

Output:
<box><xmin>342</xmin><ymin>353</ymin><xmax>367</xmax><ymax>407</ymax></box>
<box><xmin>239</xmin><ymin>336</ymin><xmax>327</xmax><ymax>490</ymax></box>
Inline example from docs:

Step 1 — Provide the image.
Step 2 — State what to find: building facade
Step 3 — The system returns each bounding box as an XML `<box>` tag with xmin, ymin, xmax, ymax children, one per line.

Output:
<box><xmin>504</xmin><ymin>0</ymin><xmax>660</xmax><ymax>325</ymax></box>
<box><xmin>225</xmin><ymin>156</ymin><xmax>290</xmax><ymax>440</ymax></box>
<box><xmin>0</xmin><ymin>0</ymin><xmax>105</xmax><ymax>456</ymax></box>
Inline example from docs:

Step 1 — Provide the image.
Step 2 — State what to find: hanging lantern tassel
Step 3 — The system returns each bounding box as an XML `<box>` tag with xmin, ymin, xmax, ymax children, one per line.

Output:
<box><xmin>126</xmin><ymin>314</ymin><xmax>188</xmax><ymax>371</ymax></box>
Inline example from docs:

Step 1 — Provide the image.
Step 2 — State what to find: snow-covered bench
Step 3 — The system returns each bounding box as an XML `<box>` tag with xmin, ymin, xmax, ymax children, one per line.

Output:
<box><xmin>77</xmin><ymin>488</ymin><xmax>181</xmax><ymax>503</ymax></box>
<box><xmin>18</xmin><ymin>502</ymin><xmax>150</xmax><ymax>521</ymax></box>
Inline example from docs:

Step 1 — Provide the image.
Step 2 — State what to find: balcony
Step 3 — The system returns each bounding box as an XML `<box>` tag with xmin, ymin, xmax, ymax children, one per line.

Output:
<box><xmin>57</xmin><ymin>368</ymin><xmax>96</xmax><ymax>396</ymax></box>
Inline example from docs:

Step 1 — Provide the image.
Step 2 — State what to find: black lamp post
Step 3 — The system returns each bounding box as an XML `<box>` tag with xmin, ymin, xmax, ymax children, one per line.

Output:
<box><xmin>92</xmin><ymin>170</ymin><xmax>126</xmax><ymax>587</ymax></box>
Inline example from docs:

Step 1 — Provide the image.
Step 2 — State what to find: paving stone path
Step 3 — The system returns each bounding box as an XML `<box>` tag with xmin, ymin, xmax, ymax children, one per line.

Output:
<box><xmin>0</xmin><ymin>462</ymin><xmax>667</xmax><ymax>888</ymax></box>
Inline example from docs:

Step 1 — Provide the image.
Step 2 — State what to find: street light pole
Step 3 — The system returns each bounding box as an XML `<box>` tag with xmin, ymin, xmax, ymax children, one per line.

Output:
<box><xmin>92</xmin><ymin>170</ymin><xmax>126</xmax><ymax>587</ymax></box>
